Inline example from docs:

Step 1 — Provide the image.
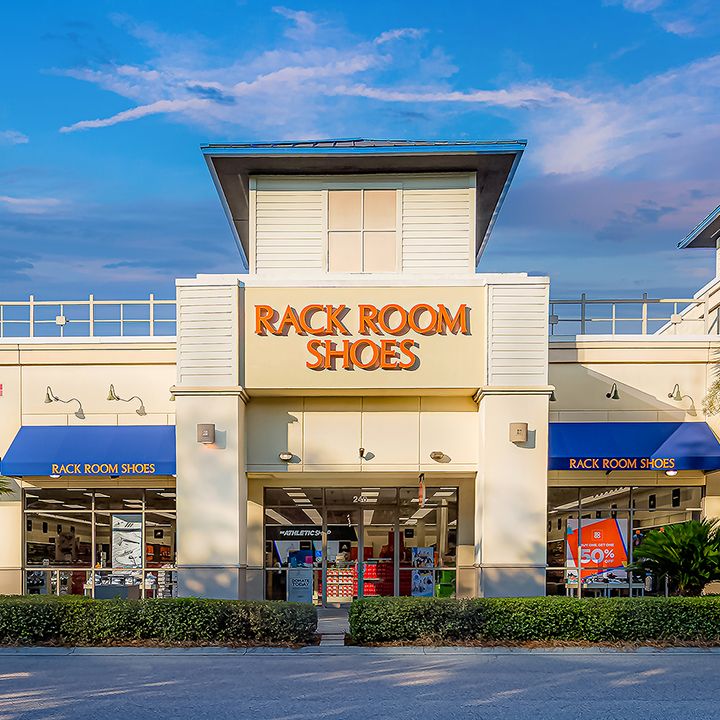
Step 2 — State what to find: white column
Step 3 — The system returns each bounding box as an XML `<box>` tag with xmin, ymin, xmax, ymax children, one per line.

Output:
<box><xmin>175</xmin><ymin>391</ymin><xmax>247</xmax><ymax>598</ymax></box>
<box><xmin>173</xmin><ymin>277</ymin><xmax>249</xmax><ymax>598</ymax></box>
<box><xmin>475</xmin><ymin>389</ymin><xmax>549</xmax><ymax>596</ymax></box>
<box><xmin>0</xmin><ymin>481</ymin><xmax>22</xmax><ymax>594</ymax></box>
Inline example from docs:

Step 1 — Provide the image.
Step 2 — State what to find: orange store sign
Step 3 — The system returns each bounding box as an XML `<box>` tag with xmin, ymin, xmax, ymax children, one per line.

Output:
<box><xmin>254</xmin><ymin>303</ymin><xmax>470</xmax><ymax>370</ymax></box>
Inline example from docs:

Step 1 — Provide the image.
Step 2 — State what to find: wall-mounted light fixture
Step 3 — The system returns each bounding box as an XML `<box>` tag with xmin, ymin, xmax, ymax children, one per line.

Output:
<box><xmin>665</xmin><ymin>469</ymin><xmax>678</xmax><ymax>477</ymax></box>
<box><xmin>196</xmin><ymin>424</ymin><xmax>215</xmax><ymax>444</ymax></box>
<box><xmin>668</xmin><ymin>384</ymin><xmax>682</xmax><ymax>402</ymax></box>
<box><xmin>44</xmin><ymin>386</ymin><xmax>85</xmax><ymax>420</ymax></box>
<box><xmin>549</xmin><ymin>389</ymin><xmax>557</xmax><ymax>402</ymax></box>
<box><xmin>430</xmin><ymin>450</ymin><xmax>445</xmax><ymax>461</ymax></box>
<box><xmin>509</xmin><ymin>423</ymin><xmax>529</xmax><ymax>444</ymax></box>
<box><xmin>359</xmin><ymin>447</ymin><xmax>366</xmax><ymax>459</ymax></box>
<box><xmin>606</xmin><ymin>383</ymin><xmax>620</xmax><ymax>400</ymax></box>
<box><xmin>107</xmin><ymin>384</ymin><xmax>146</xmax><ymax>416</ymax></box>
<box><xmin>278</xmin><ymin>451</ymin><xmax>293</xmax><ymax>462</ymax></box>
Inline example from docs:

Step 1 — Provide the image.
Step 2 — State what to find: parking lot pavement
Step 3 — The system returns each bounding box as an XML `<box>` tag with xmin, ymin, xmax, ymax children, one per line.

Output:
<box><xmin>0</xmin><ymin>649</ymin><xmax>719</xmax><ymax>719</ymax></box>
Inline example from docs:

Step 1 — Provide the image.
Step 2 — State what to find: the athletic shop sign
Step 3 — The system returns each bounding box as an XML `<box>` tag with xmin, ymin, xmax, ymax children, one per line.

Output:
<box><xmin>254</xmin><ymin>302</ymin><xmax>470</xmax><ymax>371</ymax></box>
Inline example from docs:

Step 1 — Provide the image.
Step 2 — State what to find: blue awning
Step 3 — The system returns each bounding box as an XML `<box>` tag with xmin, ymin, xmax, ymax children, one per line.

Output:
<box><xmin>0</xmin><ymin>426</ymin><xmax>176</xmax><ymax>477</ymax></box>
<box><xmin>550</xmin><ymin>422</ymin><xmax>720</xmax><ymax>471</ymax></box>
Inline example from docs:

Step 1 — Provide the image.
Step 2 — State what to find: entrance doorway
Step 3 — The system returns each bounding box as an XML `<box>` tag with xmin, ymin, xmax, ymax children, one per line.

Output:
<box><xmin>263</xmin><ymin>486</ymin><xmax>458</xmax><ymax>606</ymax></box>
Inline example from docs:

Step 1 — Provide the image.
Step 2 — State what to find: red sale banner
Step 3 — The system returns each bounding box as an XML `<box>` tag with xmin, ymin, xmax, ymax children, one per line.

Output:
<box><xmin>566</xmin><ymin>517</ymin><xmax>628</xmax><ymax>582</ymax></box>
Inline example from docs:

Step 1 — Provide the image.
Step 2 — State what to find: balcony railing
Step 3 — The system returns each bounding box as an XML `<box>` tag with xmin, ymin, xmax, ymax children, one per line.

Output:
<box><xmin>1</xmin><ymin>292</ymin><xmax>718</xmax><ymax>340</ymax></box>
<box><xmin>549</xmin><ymin>294</ymin><xmax>719</xmax><ymax>336</ymax></box>
<box><xmin>0</xmin><ymin>295</ymin><xmax>176</xmax><ymax>339</ymax></box>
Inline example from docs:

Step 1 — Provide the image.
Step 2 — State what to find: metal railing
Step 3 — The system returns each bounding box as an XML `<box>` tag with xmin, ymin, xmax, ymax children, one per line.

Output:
<box><xmin>2</xmin><ymin>292</ymin><xmax>719</xmax><ymax>340</ymax></box>
<box><xmin>549</xmin><ymin>294</ymin><xmax>720</xmax><ymax>336</ymax></box>
<box><xmin>0</xmin><ymin>295</ymin><xmax>176</xmax><ymax>339</ymax></box>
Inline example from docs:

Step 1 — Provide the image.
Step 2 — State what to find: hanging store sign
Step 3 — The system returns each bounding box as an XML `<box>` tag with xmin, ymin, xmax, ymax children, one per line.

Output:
<box><xmin>254</xmin><ymin>302</ymin><xmax>470</xmax><ymax>370</ymax></box>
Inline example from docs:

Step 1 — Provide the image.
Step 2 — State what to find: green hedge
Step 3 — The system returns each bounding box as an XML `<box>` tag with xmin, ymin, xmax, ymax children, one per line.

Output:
<box><xmin>348</xmin><ymin>596</ymin><xmax>720</xmax><ymax>644</ymax></box>
<box><xmin>0</xmin><ymin>596</ymin><xmax>317</xmax><ymax>646</ymax></box>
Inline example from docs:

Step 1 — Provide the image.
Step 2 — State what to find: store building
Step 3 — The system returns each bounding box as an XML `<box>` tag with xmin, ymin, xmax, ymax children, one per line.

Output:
<box><xmin>1</xmin><ymin>140</ymin><xmax>719</xmax><ymax>603</ymax></box>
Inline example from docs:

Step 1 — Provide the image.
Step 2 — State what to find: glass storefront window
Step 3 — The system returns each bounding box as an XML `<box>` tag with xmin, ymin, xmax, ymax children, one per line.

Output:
<box><xmin>264</xmin><ymin>487</ymin><xmax>324</xmax><ymax>507</ymax></box>
<box><xmin>25</xmin><ymin>512</ymin><xmax>93</xmax><ymax>567</ymax></box>
<box><xmin>547</xmin><ymin>485</ymin><xmax>705</xmax><ymax>597</ymax></box>
<box><xmin>22</xmin><ymin>488</ymin><xmax>176</xmax><ymax>597</ymax></box>
<box><xmin>24</xmin><ymin>488</ymin><xmax>92</xmax><ymax>511</ymax></box>
<box><xmin>144</xmin><ymin>512</ymin><xmax>176</xmax><ymax>568</ymax></box>
<box><xmin>263</xmin><ymin>486</ymin><xmax>458</xmax><ymax>604</ymax></box>
<box><xmin>93</xmin><ymin>489</ymin><xmax>144</xmax><ymax>511</ymax></box>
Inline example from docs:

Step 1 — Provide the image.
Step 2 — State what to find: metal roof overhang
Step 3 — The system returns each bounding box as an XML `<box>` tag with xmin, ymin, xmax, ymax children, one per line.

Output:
<box><xmin>678</xmin><ymin>204</ymin><xmax>720</xmax><ymax>249</ymax></box>
<box><xmin>201</xmin><ymin>139</ymin><xmax>526</xmax><ymax>267</ymax></box>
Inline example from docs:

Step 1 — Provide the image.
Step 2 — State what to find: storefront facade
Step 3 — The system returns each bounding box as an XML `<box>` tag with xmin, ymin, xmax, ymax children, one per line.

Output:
<box><xmin>1</xmin><ymin>140</ymin><xmax>719</xmax><ymax>602</ymax></box>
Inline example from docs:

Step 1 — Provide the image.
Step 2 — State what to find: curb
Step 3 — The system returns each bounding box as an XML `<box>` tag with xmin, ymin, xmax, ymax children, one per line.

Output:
<box><xmin>2</xmin><ymin>645</ymin><xmax>720</xmax><ymax>656</ymax></box>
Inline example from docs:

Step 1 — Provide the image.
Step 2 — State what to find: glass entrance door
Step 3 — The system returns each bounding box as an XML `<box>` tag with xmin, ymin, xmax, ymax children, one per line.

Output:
<box><xmin>324</xmin><ymin>508</ymin><xmax>360</xmax><ymax>605</ymax></box>
<box><xmin>361</xmin><ymin>504</ymin><xmax>397</xmax><ymax>598</ymax></box>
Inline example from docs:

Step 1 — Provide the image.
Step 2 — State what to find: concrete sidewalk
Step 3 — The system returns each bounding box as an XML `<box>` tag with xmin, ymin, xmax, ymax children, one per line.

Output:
<box><xmin>317</xmin><ymin>606</ymin><xmax>350</xmax><ymax>645</ymax></box>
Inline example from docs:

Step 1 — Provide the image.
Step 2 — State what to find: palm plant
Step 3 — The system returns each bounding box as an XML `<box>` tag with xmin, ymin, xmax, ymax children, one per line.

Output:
<box><xmin>630</xmin><ymin>519</ymin><xmax>720</xmax><ymax>596</ymax></box>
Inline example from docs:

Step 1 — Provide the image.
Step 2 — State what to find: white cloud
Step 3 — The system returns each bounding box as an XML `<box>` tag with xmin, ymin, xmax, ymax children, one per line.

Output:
<box><xmin>60</xmin><ymin>98</ymin><xmax>212</xmax><ymax>133</ymax></box>
<box><xmin>374</xmin><ymin>28</ymin><xmax>426</xmax><ymax>45</ymax></box>
<box><xmin>661</xmin><ymin>18</ymin><xmax>696</xmax><ymax>35</ymax></box>
<box><xmin>335</xmin><ymin>82</ymin><xmax>580</xmax><ymax>108</ymax></box>
<box><xmin>528</xmin><ymin>54</ymin><xmax>720</xmax><ymax>175</ymax></box>
<box><xmin>620</xmin><ymin>0</ymin><xmax>664</xmax><ymax>11</ymax></box>
<box><xmin>0</xmin><ymin>130</ymin><xmax>29</xmax><ymax>145</ymax></box>
<box><xmin>53</xmin><ymin>9</ymin><xmax>720</xmax><ymax>187</ymax></box>
<box><xmin>0</xmin><ymin>196</ymin><xmax>62</xmax><ymax>214</ymax></box>
<box><xmin>55</xmin><ymin>16</ymin><xmax>576</xmax><ymax>136</ymax></box>
<box><xmin>272</xmin><ymin>6</ymin><xmax>319</xmax><ymax>40</ymax></box>
<box><xmin>608</xmin><ymin>0</ymin><xmax>715</xmax><ymax>36</ymax></box>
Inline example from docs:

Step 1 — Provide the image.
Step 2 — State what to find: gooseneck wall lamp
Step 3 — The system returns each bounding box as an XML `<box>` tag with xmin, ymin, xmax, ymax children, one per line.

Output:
<box><xmin>107</xmin><ymin>384</ymin><xmax>146</xmax><ymax>416</ymax></box>
<box><xmin>44</xmin><ymin>386</ymin><xmax>85</xmax><ymax>420</ymax></box>
<box><xmin>606</xmin><ymin>383</ymin><xmax>620</xmax><ymax>401</ymax></box>
<box><xmin>668</xmin><ymin>384</ymin><xmax>682</xmax><ymax>402</ymax></box>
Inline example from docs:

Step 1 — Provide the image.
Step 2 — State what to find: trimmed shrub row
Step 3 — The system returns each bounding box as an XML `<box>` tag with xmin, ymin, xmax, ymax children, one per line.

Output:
<box><xmin>0</xmin><ymin>596</ymin><xmax>317</xmax><ymax>646</ymax></box>
<box><xmin>348</xmin><ymin>596</ymin><xmax>720</xmax><ymax>644</ymax></box>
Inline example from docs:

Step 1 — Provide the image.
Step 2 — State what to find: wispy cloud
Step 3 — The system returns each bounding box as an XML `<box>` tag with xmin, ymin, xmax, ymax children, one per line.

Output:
<box><xmin>60</xmin><ymin>98</ymin><xmax>211</xmax><ymax>132</ymax></box>
<box><xmin>53</xmin><ymin>9</ymin><xmax>720</xmax><ymax>184</ymax></box>
<box><xmin>335</xmin><ymin>82</ymin><xmax>580</xmax><ymax>107</ymax></box>
<box><xmin>374</xmin><ymin>28</ymin><xmax>426</xmax><ymax>45</ymax></box>
<box><xmin>0</xmin><ymin>129</ymin><xmax>29</xmax><ymax>145</ymax></box>
<box><xmin>528</xmin><ymin>53</ymin><xmax>720</xmax><ymax>175</ymax></box>
<box><xmin>272</xmin><ymin>6</ymin><xmax>319</xmax><ymax>40</ymax></box>
<box><xmin>0</xmin><ymin>196</ymin><xmax>63</xmax><ymax>214</ymax></box>
<box><xmin>607</xmin><ymin>0</ymin><xmax>718</xmax><ymax>36</ymax></box>
<box><xmin>56</xmin><ymin>11</ymin><xmax>577</xmax><ymax>136</ymax></box>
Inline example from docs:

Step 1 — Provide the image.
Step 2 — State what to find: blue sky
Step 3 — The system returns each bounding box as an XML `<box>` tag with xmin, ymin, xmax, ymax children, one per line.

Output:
<box><xmin>1</xmin><ymin>0</ymin><xmax>719</xmax><ymax>300</ymax></box>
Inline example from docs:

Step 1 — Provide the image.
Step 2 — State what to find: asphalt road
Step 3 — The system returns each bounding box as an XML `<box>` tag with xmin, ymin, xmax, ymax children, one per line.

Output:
<box><xmin>1</xmin><ymin>649</ymin><xmax>719</xmax><ymax>719</ymax></box>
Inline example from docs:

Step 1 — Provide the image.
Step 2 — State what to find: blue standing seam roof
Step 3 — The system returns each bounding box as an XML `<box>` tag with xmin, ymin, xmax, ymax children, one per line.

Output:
<box><xmin>677</xmin><ymin>204</ymin><xmax>720</xmax><ymax>249</ymax></box>
<box><xmin>549</xmin><ymin>422</ymin><xmax>720</xmax><ymax>471</ymax></box>
<box><xmin>0</xmin><ymin>426</ymin><xmax>176</xmax><ymax>477</ymax></box>
<box><xmin>200</xmin><ymin>138</ymin><xmax>527</xmax><ymax>156</ymax></box>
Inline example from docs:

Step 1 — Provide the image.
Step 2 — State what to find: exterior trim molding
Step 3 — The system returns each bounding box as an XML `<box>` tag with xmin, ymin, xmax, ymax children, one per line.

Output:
<box><xmin>474</xmin><ymin>386</ymin><xmax>555</xmax><ymax>403</ymax></box>
<box><xmin>171</xmin><ymin>386</ymin><xmax>250</xmax><ymax>403</ymax></box>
